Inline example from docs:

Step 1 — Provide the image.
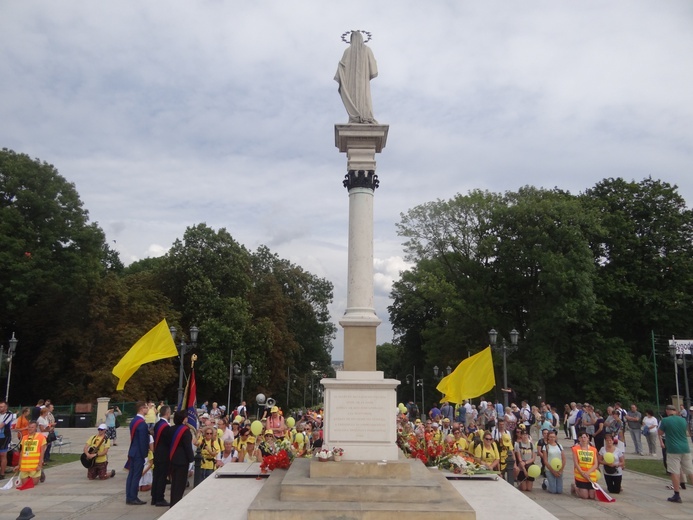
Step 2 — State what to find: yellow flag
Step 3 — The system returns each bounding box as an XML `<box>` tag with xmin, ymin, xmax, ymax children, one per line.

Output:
<box><xmin>112</xmin><ymin>319</ymin><xmax>178</xmax><ymax>390</ymax></box>
<box><xmin>436</xmin><ymin>346</ymin><xmax>496</xmax><ymax>404</ymax></box>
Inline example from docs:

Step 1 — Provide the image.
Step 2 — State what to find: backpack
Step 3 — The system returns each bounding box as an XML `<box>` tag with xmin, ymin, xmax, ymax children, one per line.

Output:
<box><xmin>528</xmin><ymin>413</ymin><xmax>536</xmax><ymax>426</ymax></box>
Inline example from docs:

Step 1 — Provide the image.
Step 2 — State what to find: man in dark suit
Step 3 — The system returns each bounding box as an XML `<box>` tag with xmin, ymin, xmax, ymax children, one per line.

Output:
<box><xmin>151</xmin><ymin>405</ymin><xmax>172</xmax><ymax>507</ymax></box>
<box><xmin>169</xmin><ymin>410</ymin><xmax>195</xmax><ymax>507</ymax></box>
<box><xmin>126</xmin><ymin>401</ymin><xmax>149</xmax><ymax>505</ymax></box>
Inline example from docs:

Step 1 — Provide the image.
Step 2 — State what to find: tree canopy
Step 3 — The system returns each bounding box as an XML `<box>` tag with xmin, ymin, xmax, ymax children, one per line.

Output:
<box><xmin>0</xmin><ymin>149</ymin><xmax>335</xmax><ymax>406</ymax></box>
<box><xmin>391</xmin><ymin>179</ymin><xmax>693</xmax><ymax>407</ymax></box>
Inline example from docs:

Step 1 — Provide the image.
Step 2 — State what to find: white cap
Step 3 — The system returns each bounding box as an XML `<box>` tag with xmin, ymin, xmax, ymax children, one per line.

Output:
<box><xmin>98</xmin><ymin>423</ymin><xmax>107</xmax><ymax>430</ymax></box>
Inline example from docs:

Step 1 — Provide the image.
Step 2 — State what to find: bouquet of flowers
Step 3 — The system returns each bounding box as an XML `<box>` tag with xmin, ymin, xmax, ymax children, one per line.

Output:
<box><xmin>438</xmin><ymin>454</ymin><xmax>483</xmax><ymax>475</ymax></box>
<box><xmin>316</xmin><ymin>448</ymin><xmax>333</xmax><ymax>461</ymax></box>
<box><xmin>332</xmin><ymin>447</ymin><xmax>344</xmax><ymax>457</ymax></box>
<box><xmin>259</xmin><ymin>448</ymin><xmax>292</xmax><ymax>472</ymax></box>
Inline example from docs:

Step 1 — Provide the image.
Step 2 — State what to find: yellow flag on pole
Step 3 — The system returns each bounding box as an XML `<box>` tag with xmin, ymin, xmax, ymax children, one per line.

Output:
<box><xmin>112</xmin><ymin>319</ymin><xmax>178</xmax><ymax>391</ymax></box>
<box><xmin>436</xmin><ymin>346</ymin><xmax>496</xmax><ymax>404</ymax></box>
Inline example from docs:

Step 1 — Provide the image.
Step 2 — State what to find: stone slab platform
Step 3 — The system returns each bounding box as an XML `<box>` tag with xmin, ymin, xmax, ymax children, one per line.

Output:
<box><xmin>282</xmin><ymin>458</ymin><xmax>443</xmax><ymax>503</ymax></box>
<box><xmin>247</xmin><ymin>459</ymin><xmax>475</xmax><ymax>520</ymax></box>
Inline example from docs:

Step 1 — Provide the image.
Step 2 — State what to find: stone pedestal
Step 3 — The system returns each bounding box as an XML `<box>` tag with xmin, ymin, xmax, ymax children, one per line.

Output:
<box><xmin>95</xmin><ymin>397</ymin><xmax>110</xmax><ymax>425</ymax></box>
<box><xmin>247</xmin><ymin>458</ymin><xmax>475</xmax><ymax>520</ymax></box>
<box><xmin>322</xmin><ymin>371</ymin><xmax>400</xmax><ymax>461</ymax></box>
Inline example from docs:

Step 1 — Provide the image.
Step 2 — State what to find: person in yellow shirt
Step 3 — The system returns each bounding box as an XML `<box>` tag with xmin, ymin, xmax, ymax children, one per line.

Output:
<box><xmin>452</xmin><ymin>428</ymin><xmax>470</xmax><ymax>454</ymax></box>
<box><xmin>18</xmin><ymin>421</ymin><xmax>46</xmax><ymax>486</ymax></box>
<box><xmin>83</xmin><ymin>424</ymin><xmax>115</xmax><ymax>480</ymax></box>
<box><xmin>474</xmin><ymin>433</ymin><xmax>500</xmax><ymax>471</ymax></box>
<box><xmin>197</xmin><ymin>426</ymin><xmax>222</xmax><ymax>480</ymax></box>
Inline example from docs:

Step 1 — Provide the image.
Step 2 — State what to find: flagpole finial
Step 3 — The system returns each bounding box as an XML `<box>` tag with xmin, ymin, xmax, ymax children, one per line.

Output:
<box><xmin>191</xmin><ymin>353</ymin><xmax>198</xmax><ymax>368</ymax></box>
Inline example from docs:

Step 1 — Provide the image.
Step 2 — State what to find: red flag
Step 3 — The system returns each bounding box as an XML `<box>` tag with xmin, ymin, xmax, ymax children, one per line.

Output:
<box><xmin>16</xmin><ymin>478</ymin><xmax>35</xmax><ymax>490</ymax></box>
<box><xmin>592</xmin><ymin>482</ymin><xmax>615</xmax><ymax>502</ymax></box>
<box><xmin>185</xmin><ymin>368</ymin><xmax>197</xmax><ymax>429</ymax></box>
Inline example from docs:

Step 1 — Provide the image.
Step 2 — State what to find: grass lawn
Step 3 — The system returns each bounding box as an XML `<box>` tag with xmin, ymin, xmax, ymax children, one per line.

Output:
<box><xmin>626</xmin><ymin>458</ymin><xmax>669</xmax><ymax>479</ymax></box>
<box><xmin>47</xmin><ymin>453</ymin><xmax>81</xmax><ymax>466</ymax></box>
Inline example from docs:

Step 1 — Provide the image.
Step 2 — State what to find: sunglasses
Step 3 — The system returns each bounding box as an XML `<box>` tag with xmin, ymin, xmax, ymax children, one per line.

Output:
<box><xmin>484</xmin><ymin>437</ymin><xmax>493</xmax><ymax>440</ymax></box>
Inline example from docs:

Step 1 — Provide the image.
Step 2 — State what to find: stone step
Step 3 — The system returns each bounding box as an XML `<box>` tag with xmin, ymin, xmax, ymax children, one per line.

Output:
<box><xmin>281</xmin><ymin>458</ymin><xmax>445</xmax><ymax>503</ymax></box>
<box><xmin>247</xmin><ymin>459</ymin><xmax>476</xmax><ymax>520</ymax></box>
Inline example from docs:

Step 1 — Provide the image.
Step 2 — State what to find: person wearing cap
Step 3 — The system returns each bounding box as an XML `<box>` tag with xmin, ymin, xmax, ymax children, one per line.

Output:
<box><xmin>441</xmin><ymin>417</ymin><xmax>452</xmax><ymax>436</ymax></box>
<box><xmin>83</xmin><ymin>423</ymin><xmax>115</xmax><ymax>480</ymax></box>
<box><xmin>238</xmin><ymin>436</ymin><xmax>262</xmax><ymax>463</ymax></box>
<box><xmin>15</xmin><ymin>507</ymin><xmax>34</xmax><ymax>520</ymax></box>
<box><xmin>659</xmin><ymin>404</ymin><xmax>693</xmax><ymax>503</ymax></box>
<box><xmin>259</xmin><ymin>429</ymin><xmax>277</xmax><ymax>457</ymax></box>
<box><xmin>266</xmin><ymin>406</ymin><xmax>286</xmax><ymax>439</ymax></box>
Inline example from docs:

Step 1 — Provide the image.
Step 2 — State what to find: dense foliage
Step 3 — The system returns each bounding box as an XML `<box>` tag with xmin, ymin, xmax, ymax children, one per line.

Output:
<box><xmin>0</xmin><ymin>149</ymin><xmax>335</xmax><ymax>406</ymax></box>
<box><xmin>388</xmin><ymin>180</ymin><xmax>693</xmax><ymax>406</ymax></box>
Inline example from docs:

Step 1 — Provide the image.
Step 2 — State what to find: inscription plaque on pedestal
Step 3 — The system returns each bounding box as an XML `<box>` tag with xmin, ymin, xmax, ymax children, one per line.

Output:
<box><xmin>329</xmin><ymin>389</ymin><xmax>390</xmax><ymax>442</ymax></box>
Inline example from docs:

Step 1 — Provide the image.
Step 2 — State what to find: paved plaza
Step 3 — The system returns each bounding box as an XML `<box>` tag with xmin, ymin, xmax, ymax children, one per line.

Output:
<box><xmin>0</xmin><ymin>428</ymin><xmax>691</xmax><ymax>520</ymax></box>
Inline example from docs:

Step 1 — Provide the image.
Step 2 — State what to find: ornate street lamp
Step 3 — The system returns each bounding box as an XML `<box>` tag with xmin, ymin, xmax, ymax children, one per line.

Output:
<box><xmin>489</xmin><ymin>328</ymin><xmax>519</xmax><ymax>408</ymax></box>
<box><xmin>5</xmin><ymin>333</ymin><xmax>18</xmax><ymax>402</ymax></box>
<box><xmin>170</xmin><ymin>325</ymin><xmax>199</xmax><ymax>408</ymax></box>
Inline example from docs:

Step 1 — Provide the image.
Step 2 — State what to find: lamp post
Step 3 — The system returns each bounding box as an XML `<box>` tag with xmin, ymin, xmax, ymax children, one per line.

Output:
<box><xmin>226</xmin><ymin>349</ymin><xmax>234</xmax><ymax>413</ymax></box>
<box><xmin>170</xmin><ymin>325</ymin><xmax>199</xmax><ymax>408</ymax></box>
<box><xmin>233</xmin><ymin>362</ymin><xmax>253</xmax><ymax>404</ymax></box>
<box><xmin>669</xmin><ymin>338</ymin><xmax>691</xmax><ymax>411</ymax></box>
<box><xmin>489</xmin><ymin>328</ymin><xmax>519</xmax><ymax>408</ymax></box>
<box><xmin>405</xmin><ymin>366</ymin><xmax>417</xmax><ymax>414</ymax></box>
<box><xmin>5</xmin><ymin>333</ymin><xmax>18</xmax><ymax>402</ymax></box>
<box><xmin>286</xmin><ymin>367</ymin><xmax>296</xmax><ymax>409</ymax></box>
<box><xmin>433</xmin><ymin>365</ymin><xmax>452</xmax><ymax>380</ymax></box>
<box><xmin>416</xmin><ymin>378</ymin><xmax>425</xmax><ymax>416</ymax></box>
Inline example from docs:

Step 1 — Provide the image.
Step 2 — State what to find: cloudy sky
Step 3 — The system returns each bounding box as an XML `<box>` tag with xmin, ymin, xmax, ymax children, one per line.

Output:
<box><xmin>2</xmin><ymin>1</ymin><xmax>692</xmax><ymax>361</ymax></box>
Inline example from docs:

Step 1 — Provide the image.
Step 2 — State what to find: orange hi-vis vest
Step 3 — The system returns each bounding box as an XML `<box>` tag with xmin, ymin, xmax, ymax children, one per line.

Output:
<box><xmin>20</xmin><ymin>434</ymin><xmax>45</xmax><ymax>471</ymax></box>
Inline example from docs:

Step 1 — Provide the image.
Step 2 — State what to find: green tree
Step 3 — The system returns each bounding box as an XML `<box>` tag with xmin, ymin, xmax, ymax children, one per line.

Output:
<box><xmin>0</xmin><ymin>149</ymin><xmax>118</xmax><ymax>401</ymax></box>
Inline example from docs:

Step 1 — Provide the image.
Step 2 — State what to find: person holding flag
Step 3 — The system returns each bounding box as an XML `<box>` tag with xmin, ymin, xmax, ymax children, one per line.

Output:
<box><xmin>17</xmin><ymin>421</ymin><xmax>46</xmax><ymax>489</ymax></box>
<box><xmin>169</xmin><ymin>410</ymin><xmax>195</xmax><ymax>507</ymax></box>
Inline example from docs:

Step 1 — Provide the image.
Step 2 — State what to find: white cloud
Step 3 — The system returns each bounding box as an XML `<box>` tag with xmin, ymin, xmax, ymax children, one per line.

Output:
<box><xmin>2</xmin><ymin>0</ymin><xmax>693</xmax><ymax>361</ymax></box>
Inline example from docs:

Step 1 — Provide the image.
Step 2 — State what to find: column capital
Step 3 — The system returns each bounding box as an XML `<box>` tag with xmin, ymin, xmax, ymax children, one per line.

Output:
<box><xmin>343</xmin><ymin>170</ymin><xmax>379</xmax><ymax>191</ymax></box>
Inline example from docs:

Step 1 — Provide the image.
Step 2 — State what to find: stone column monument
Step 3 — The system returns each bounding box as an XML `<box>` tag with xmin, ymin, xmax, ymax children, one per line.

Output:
<box><xmin>246</xmin><ymin>32</ymin><xmax>475</xmax><ymax>519</ymax></box>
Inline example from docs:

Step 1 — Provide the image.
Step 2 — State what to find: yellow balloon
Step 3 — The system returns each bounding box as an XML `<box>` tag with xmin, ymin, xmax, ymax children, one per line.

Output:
<box><xmin>527</xmin><ymin>464</ymin><xmax>541</xmax><ymax>479</ymax></box>
<box><xmin>590</xmin><ymin>470</ymin><xmax>602</xmax><ymax>482</ymax></box>
<box><xmin>603</xmin><ymin>452</ymin><xmax>615</xmax><ymax>465</ymax></box>
<box><xmin>285</xmin><ymin>416</ymin><xmax>295</xmax><ymax>428</ymax></box>
<box><xmin>250</xmin><ymin>420</ymin><xmax>263</xmax><ymax>437</ymax></box>
<box><xmin>550</xmin><ymin>458</ymin><xmax>562</xmax><ymax>471</ymax></box>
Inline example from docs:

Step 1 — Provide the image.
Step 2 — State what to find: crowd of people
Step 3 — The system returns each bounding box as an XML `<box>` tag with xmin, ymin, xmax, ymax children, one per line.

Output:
<box><xmin>398</xmin><ymin>397</ymin><xmax>693</xmax><ymax>503</ymax></box>
<box><xmin>121</xmin><ymin>400</ymin><xmax>325</xmax><ymax>507</ymax></box>
<box><xmin>0</xmin><ymin>399</ymin><xmax>58</xmax><ymax>489</ymax></box>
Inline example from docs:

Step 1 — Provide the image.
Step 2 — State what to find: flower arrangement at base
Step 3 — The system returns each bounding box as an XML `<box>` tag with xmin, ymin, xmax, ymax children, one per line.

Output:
<box><xmin>316</xmin><ymin>448</ymin><xmax>333</xmax><ymax>461</ymax></box>
<box><xmin>332</xmin><ymin>447</ymin><xmax>344</xmax><ymax>457</ymax></box>
<box><xmin>438</xmin><ymin>454</ymin><xmax>484</xmax><ymax>475</ymax></box>
<box><xmin>259</xmin><ymin>448</ymin><xmax>292</xmax><ymax>472</ymax></box>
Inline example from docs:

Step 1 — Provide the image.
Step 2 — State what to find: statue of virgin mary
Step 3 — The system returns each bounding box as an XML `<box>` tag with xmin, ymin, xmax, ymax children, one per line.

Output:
<box><xmin>335</xmin><ymin>31</ymin><xmax>378</xmax><ymax>124</ymax></box>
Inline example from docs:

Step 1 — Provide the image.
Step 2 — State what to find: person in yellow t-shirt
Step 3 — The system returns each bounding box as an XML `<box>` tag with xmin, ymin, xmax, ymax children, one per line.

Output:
<box><xmin>452</xmin><ymin>428</ymin><xmax>470</xmax><ymax>454</ymax></box>
<box><xmin>18</xmin><ymin>421</ymin><xmax>46</xmax><ymax>486</ymax></box>
<box><xmin>474</xmin><ymin>433</ymin><xmax>500</xmax><ymax>471</ymax></box>
<box><xmin>83</xmin><ymin>424</ymin><xmax>115</xmax><ymax>480</ymax></box>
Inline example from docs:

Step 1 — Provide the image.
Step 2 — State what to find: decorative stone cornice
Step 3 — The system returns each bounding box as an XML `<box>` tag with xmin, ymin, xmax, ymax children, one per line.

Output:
<box><xmin>343</xmin><ymin>170</ymin><xmax>379</xmax><ymax>191</ymax></box>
